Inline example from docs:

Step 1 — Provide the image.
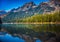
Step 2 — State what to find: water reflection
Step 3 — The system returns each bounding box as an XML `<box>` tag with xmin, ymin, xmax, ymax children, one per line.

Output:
<box><xmin>0</xmin><ymin>33</ymin><xmax>25</xmax><ymax>42</ymax></box>
<box><xmin>0</xmin><ymin>24</ymin><xmax>2</xmax><ymax>31</ymax></box>
<box><xmin>0</xmin><ymin>24</ymin><xmax>60</xmax><ymax>42</ymax></box>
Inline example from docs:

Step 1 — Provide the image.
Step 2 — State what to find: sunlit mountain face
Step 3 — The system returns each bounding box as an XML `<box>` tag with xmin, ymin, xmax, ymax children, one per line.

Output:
<box><xmin>0</xmin><ymin>0</ymin><xmax>48</xmax><ymax>18</ymax></box>
<box><xmin>0</xmin><ymin>0</ymin><xmax>49</xmax><ymax>18</ymax></box>
<box><xmin>1</xmin><ymin>0</ymin><xmax>60</xmax><ymax>23</ymax></box>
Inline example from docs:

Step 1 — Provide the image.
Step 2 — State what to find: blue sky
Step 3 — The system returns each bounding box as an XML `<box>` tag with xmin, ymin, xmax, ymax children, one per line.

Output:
<box><xmin>0</xmin><ymin>0</ymin><xmax>49</xmax><ymax>11</ymax></box>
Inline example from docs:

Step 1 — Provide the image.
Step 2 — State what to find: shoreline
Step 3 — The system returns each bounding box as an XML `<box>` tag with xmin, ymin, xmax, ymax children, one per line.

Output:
<box><xmin>2</xmin><ymin>22</ymin><xmax>60</xmax><ymax>24</ymax></box>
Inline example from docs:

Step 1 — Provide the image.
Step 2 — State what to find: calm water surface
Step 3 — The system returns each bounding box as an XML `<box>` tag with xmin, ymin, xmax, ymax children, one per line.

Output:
<box><xmin>0</xmin><ymin>24</ymin><xmax>60</xmax><ymax>42</ymax></box>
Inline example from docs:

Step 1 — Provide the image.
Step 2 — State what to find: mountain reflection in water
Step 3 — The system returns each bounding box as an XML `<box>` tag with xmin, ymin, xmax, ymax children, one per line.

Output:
<box><xmin>0</xmin><ymin>33</ymin><xmax>25</xmax><ymax>42</ymax></box>
<box><xmin>0</xmin><ymin>24</ymin><xmax>60</xmax><ymax>42</ymax></box>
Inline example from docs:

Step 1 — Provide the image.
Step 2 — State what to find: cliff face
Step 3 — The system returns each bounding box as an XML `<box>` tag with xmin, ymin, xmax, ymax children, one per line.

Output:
<box><xmin>50</xmin><ymin>0</ymin><xmax>60</xmax><ymax>6</ymax></box>
<box><xmin>50</xmin><ymin>0</ymin><xmax>60</xmax><ymax>11</ymax></box>
<box><xmin>50</xmin><ymin>0</ymin><xmax>60</xmax><ymax>2</ymax></box>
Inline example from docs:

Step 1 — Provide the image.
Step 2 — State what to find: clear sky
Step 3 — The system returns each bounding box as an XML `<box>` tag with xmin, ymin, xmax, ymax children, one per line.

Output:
<box><xmin>0</xmin><ymin>0</ymin><xmax>49</xmax><ymax>11</ymax></box>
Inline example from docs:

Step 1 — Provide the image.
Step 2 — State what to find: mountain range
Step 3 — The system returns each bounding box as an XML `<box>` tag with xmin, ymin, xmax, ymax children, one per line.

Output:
<box><xmin>0</xmin><ymin>10</ymin><xmax>7</xmax><ymax>15</ymax></box>
<box><xmin>1</xmin><ymin>0</ymin><xmax>60</xmax><ymax>23</ymax></box>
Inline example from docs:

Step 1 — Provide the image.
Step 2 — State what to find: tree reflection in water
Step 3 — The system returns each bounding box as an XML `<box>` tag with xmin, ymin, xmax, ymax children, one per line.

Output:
<box><xmin>0</xmin><ymin>24</ymin><xmax>60</xmax><ymax>42</ymax></box>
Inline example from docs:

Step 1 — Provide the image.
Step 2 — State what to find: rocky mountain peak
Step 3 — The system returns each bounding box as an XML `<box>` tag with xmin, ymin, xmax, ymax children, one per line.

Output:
<box><xmin>20</xmin><ymin>2</ymin><xmax>36</xmax><ymax>11</ymax></box>
<box><xmin>22</xmin><ymin>2</ymin><xmax>36</xmax><ymax>8</ymax></box>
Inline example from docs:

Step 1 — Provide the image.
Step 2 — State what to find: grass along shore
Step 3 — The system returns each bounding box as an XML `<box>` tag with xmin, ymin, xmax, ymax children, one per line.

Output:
<box><xmin>2</xmin><ymin>22</ymin><xmax>60</xmax><ymax>24</ymax></box>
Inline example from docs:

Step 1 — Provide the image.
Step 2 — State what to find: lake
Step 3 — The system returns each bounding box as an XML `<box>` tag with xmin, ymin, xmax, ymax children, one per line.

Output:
<box><xmin>0</xmin><ymin>24</ymin><xmax>60</xmax><ymax>42</ymax></box>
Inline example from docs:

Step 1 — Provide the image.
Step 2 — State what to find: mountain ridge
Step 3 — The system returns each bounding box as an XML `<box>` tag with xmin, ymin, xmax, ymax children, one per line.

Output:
<box><xmin>1</xmin><ymin>0</ymin><xmax>60</xmax><ymax>23</ymax></box>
